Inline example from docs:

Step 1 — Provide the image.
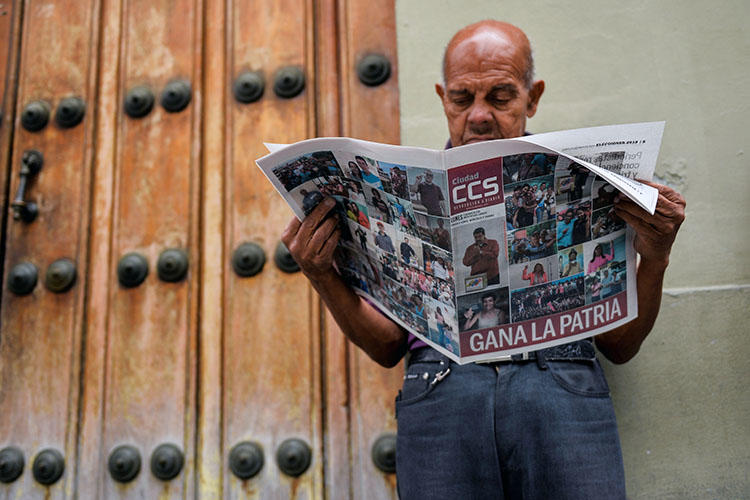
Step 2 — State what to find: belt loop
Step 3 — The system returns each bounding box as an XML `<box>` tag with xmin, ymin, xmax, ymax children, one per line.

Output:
<box><xmin>535</xmin><ymin>348</ymin><xmax>548</xmax><ymax>370</ymax></box>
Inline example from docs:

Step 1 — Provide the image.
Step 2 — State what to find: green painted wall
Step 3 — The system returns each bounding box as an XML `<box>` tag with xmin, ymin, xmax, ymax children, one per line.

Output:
<box><xmin>395</xmin><ymin>1</ymin><xmax>750</xmax><ymax>497</ymax></box>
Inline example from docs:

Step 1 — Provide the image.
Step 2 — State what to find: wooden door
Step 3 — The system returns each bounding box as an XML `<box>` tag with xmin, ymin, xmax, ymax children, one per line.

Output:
<box><xmin>0</xmin><ymin>0</ymin><xmax>99</xmax><ymax>498</ymax></box>
<box><xmin>0</xmin><ymin>1</ymin><xmax>401</xmax><ymax>498</ymax></box>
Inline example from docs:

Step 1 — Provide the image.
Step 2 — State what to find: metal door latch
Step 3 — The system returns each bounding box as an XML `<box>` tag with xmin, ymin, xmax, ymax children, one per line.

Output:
<box><xmin>11</xmin><ymin>150</ymin><xmax>43</xmax><ymax>223</ymax></box>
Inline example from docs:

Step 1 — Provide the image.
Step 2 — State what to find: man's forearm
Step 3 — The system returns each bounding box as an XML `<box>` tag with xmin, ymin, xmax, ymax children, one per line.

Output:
<box><xmin>489</xmin><ymin>242</ymin><xmax>499</xmax><ymax>258</ymax></box>
<box><xmin>598</xmin><ymin>181</ymin><xmax>686</xmax><ymax>364</ymax></box>
<box><xmin>595</xmin><ymin>258</ymin><xmax>667</xmax><ymax>364</ymax></box>
<box><xmin>308</xmin><ymin>269</ymin><xmax>407</xmax><ymax>367</ymax></box>
<box><xmin>463</xmin><ymin>247</ymin><xmax>478</xmax><ymax>266</ymax></box>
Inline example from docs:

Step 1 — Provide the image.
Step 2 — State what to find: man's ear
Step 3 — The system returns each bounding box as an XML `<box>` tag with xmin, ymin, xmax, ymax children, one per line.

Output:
<box><xmin>526</xmin><ymin>80</ymin><xmax>545</xmax><ymax>118</ymax></box>
<box><xmin>435</xmin><ymin>83</ymin><xmax>446</xmax><ymax>102</ymax></box>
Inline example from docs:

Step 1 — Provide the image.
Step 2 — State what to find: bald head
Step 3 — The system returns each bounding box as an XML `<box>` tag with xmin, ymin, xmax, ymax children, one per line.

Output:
<box><xmin>443</xmin><ymin>20</ymin><xmax>534</xmax><ymax>88</ymax></box>
<box><xmin>435</xmin><ymin>20</ymin><xmax>544</xmax><ymax>146</ymax></box>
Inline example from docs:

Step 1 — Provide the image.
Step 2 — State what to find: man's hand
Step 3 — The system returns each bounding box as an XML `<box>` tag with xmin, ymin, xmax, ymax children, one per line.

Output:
<box><xmin>597</xmin><ymin>180</ymin><xmax>685</xmax><ymax>364</ymax></box>
<box><xmin>281</xmin><ymin>197</ymin><xmax>341</xmax><ymax>282</ymax></box>
<box><xmin>281</xmin><ymin>196</ymin><xmax>407</xmax><ymax>367</ymax></box>
<box><xmin>613</xmin><ymin>180</ymin><xmax>686</xmax><ymax>267</ymax></box>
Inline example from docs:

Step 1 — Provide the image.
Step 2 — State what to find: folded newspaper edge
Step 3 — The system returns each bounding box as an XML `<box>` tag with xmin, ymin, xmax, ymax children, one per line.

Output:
<box><xmin>256</xmin><ymin>122</ymin><xmax>664</xmax><ymax>363</ymax></box>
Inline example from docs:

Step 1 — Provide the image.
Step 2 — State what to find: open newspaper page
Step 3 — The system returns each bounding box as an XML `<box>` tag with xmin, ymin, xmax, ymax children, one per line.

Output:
<box><xmin>256</xmin><ymin>122</ymin><xmax>664</xmax><ymax>364</ymax></box>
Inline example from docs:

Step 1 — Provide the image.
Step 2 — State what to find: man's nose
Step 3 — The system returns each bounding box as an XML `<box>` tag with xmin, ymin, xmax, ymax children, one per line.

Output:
<box><xmin>467</xmin><ymin>101</ymin><xmax>493</xmax><ymax>125</ymax></box>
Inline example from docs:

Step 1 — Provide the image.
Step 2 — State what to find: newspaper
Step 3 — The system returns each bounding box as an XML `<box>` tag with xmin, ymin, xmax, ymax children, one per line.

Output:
<box><xmin>256</xmin><ymin>122</ymin><xmax>664</xmax><ymax>364</ymax></box>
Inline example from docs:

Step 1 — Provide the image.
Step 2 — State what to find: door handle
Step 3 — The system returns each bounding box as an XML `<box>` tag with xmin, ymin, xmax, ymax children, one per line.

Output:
<box><xmin>10</xmin><ymin>150</ymin><xmax>43</xmax><ymax>223</ymax></box>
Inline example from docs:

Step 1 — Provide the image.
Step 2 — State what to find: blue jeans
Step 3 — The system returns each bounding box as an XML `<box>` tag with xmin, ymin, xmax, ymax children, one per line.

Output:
<box><xmin>395</xmin><ymin>348</ymin><xmax>625</xmax><ymax>499</ymax></box>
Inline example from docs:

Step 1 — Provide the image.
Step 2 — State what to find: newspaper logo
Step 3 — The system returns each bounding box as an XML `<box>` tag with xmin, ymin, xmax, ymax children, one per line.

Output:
<box><xmin>448</xmin><ymin>158</ymin><xmax>503</xmax><ymax>215</ymax></box>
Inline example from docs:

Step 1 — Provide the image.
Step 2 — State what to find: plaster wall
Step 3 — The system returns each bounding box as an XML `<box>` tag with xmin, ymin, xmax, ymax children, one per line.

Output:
<box><xmin>395</xmin><ymin>0</ymin><xmax>750</xmax><ymax>496</ymax></box>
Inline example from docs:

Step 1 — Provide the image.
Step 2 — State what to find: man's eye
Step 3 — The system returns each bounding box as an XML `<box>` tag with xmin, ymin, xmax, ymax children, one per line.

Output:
<box><xmin>490</xmin><ymin>97</ymin><xmax>510</xmax><ymax>106</ymax></box>
<box><xmin>451</xmin><ymin>96</ymin><xmax>472</xmax><ymax>106</ymax></box>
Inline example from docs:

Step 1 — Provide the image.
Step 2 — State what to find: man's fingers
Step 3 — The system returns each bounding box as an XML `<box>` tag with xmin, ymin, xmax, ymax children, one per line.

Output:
<box><xmin>613</xmin><ymin>207</ymin><xmax>660</xmax><ymax>239</ymax></box>
<box><xmin>308</xmin><ymin>215</ymin><xmax>340</xmax><ymax>254</ymax></box>
<box><xmin>635</xmin><ymin>179</ymin><xmax>687</xmax><ymax>208</ymax></box>
<box><xmin>318</xmin><ymin>227</ymin><xmax>340</xmax><ymax>262</ymax></box>
<box><xmin>296</xmin><ymin>197</ymin><xmax>337</xmax><ymax>242</ymax></box>
<box><xmin>614</xmin><ymin>203</ymin><xmax>672</xmax><ymax>237</ymax></box>
<box><xmin>282</xmin><ymin>216</ymin><xmax>302</xmax><ymax>246</ymax></box>
<box><xmin>615</xmin><ymin>192</ymin><xmax>684</xmax><ymax>235</ymax></box>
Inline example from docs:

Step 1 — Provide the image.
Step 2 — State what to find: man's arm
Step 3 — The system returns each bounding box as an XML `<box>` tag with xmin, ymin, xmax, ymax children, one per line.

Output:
<box><xmin>594</xmin><ymin>181</ymin><xmax>686</xmax><ymax>364</ymax></box>
<box><xmin>487</xmin><ymin>240</ymin><xmax>500</xmax><ymax>258</ymax></box>
<box><xmin>282</xmin><ymin>198</ymin><xmax>408</xmax><ymax>367</ymax></box>
<box><xmin>462</xmin><ymin>244</ymin><xmax>479</xmax><ymax>266</ymax></box>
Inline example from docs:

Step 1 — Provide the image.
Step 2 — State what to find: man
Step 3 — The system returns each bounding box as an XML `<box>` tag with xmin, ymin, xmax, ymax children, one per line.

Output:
<box><xmin>569</xmin><ymin>162</ymin><xmax>590</xmax><ymax>201</ymax></box>
<box><xmin>369</xmin><ymin>189</ymin><xmax>392</xmax><ymax>223</ymax></box>
<box><xmin>572</xmin><ymin>206</ymin><xmax>590</xmax><ymax>244</ymax></box>
<box><xmin>399</xmin><ymin>236</ymin><xmax>416</xmax><ymax>266</ymax></box>
<box><xmin>518</xmin><ymin>152</ymin><xmax>545</xmax><ymax>179</ymax></box>
<box><xmin>534</xmin><ymin>181</ymin><xmax>547</xmax><ymax>222</ymax></box>
<box><xmin>390</xmin><ymin>166</ymin><xmax>410</xmax><ymax>199</ymax></box>
<box><xmin>511</xmin><ymin>183</ymin><xmax>536</xmax><ymax>228</ymax></box>
<box><xmin>561</xmin><ymin>248</ymin><xmax>583</xmax><ymax>277</ymax></box>
<box><xmin>557</xmin><ymin>208</ymin><xmax>577</xmax><ymax>248</ymax></box>
<box><xmin>356</xmin><ymin>155</ymin><xmax>382</xmax><ymax>188</ymax></box>
<box><xmin>461</xmin><ymin>227</ymin><xmax>500</xmax><ymax>285</ymax></box>
<box><xmin>282</xmin><ymin>20</ymin><xmax>685</xmax><ymax>499</ymax></box>
<box><xmin>354</xmin><ymin>225</ymin><xmax>367</xmax><ymax>251</ymax></box>
<box><xmin>410</xmin><ymin>170</ymin><xmax>445</xmax><ymax>216</ymax></box>
<box><xmin>523</xmin><ymin>230</ymin><xmax>554</xmax><ymax>261</ymax></box>
<box><xmin>374</xmin><ymin>222</ymin><xmax>395</xmax><ymax>253</ymax></box>
<box><xmin>432</xmin><ymin>218</ymin><xmax>451</xmax><ymax>251</ymax></box>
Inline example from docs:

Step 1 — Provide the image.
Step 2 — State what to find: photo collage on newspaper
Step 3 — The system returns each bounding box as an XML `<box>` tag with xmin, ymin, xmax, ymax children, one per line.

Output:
<box><xmin>258</xmin><ymin>124</ymin><xmax>662</xmax><ymax>363</ymax></box>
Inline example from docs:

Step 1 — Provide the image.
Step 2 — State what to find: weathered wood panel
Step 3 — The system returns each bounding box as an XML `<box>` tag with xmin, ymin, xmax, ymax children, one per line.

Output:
<box><xmin>196</xmin><ymin>0</ymin><xmax>225</xmax><ymax>497</ymax></box>
<box><xmin>0</xmin><ymin>0</ymin><xmax>100</xmax><ymax>497</ymax></box>
<box><xmin>0</xmin><ymin>0</ymin><xmax>22</xmax><ymax>243</ymax></box>
<box><xmin>221</xmin><ymin>0</ymin><xmax>323</xmax><ymax>497</ymax></box>
<box><xmin>338</xmin><ymin>0</ymin><xmax>402</xmax><ymax>498</ymax></box>
<box><xmin>80</xmin><ymin>0</ymin><xmax>202</xmax><ymax>497</ymax></box>
<box><xmin>1</xmin><ymin>1</ymin><xmax>402</xmax><ymax>498</ymax></box>
<box><xmin>76</xmin><ymin>0</ymin><xmax>122</xmax><ymax>496</ymax></box>
<box><xmin>312</xmin><ymin>2</ymin><xmax>352</xmax><ymax>497</ymax></box>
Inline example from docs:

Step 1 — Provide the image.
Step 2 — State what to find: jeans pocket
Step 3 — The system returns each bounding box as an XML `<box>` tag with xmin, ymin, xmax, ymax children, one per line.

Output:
<box><xmin>395</xmin><ymin>361</ymin><xmax>449</xmax><ymax>411</ymax></box>
<box><xmin>547</xmin><ymin>359</ymin><xmax>611</xmax><ymax>397</ymax></box>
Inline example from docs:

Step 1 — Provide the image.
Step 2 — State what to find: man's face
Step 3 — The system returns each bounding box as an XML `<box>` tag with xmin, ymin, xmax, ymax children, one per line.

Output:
<box><xmin>436</xmin><ymin>29</ymin><xmax>544</xmax><ymax>146</ymax></box>
<box><xmin>564</xmin><ymin>212</ymin><xmax>573</xmax><ymax>223</ymax></box>
<box><xmin>356</xmin><ymin>157</ymin><xmax>369</xmax><ymax>173</ymax></box>
<box><xmin>425</xmin><ymin>172</ymin><xmax>434</xmax><ymax>184</ymax></box>
<box><xmin>473</xmin><ymin>232</ymin><xmax>486</xmax><ymax>245</ymax></box>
